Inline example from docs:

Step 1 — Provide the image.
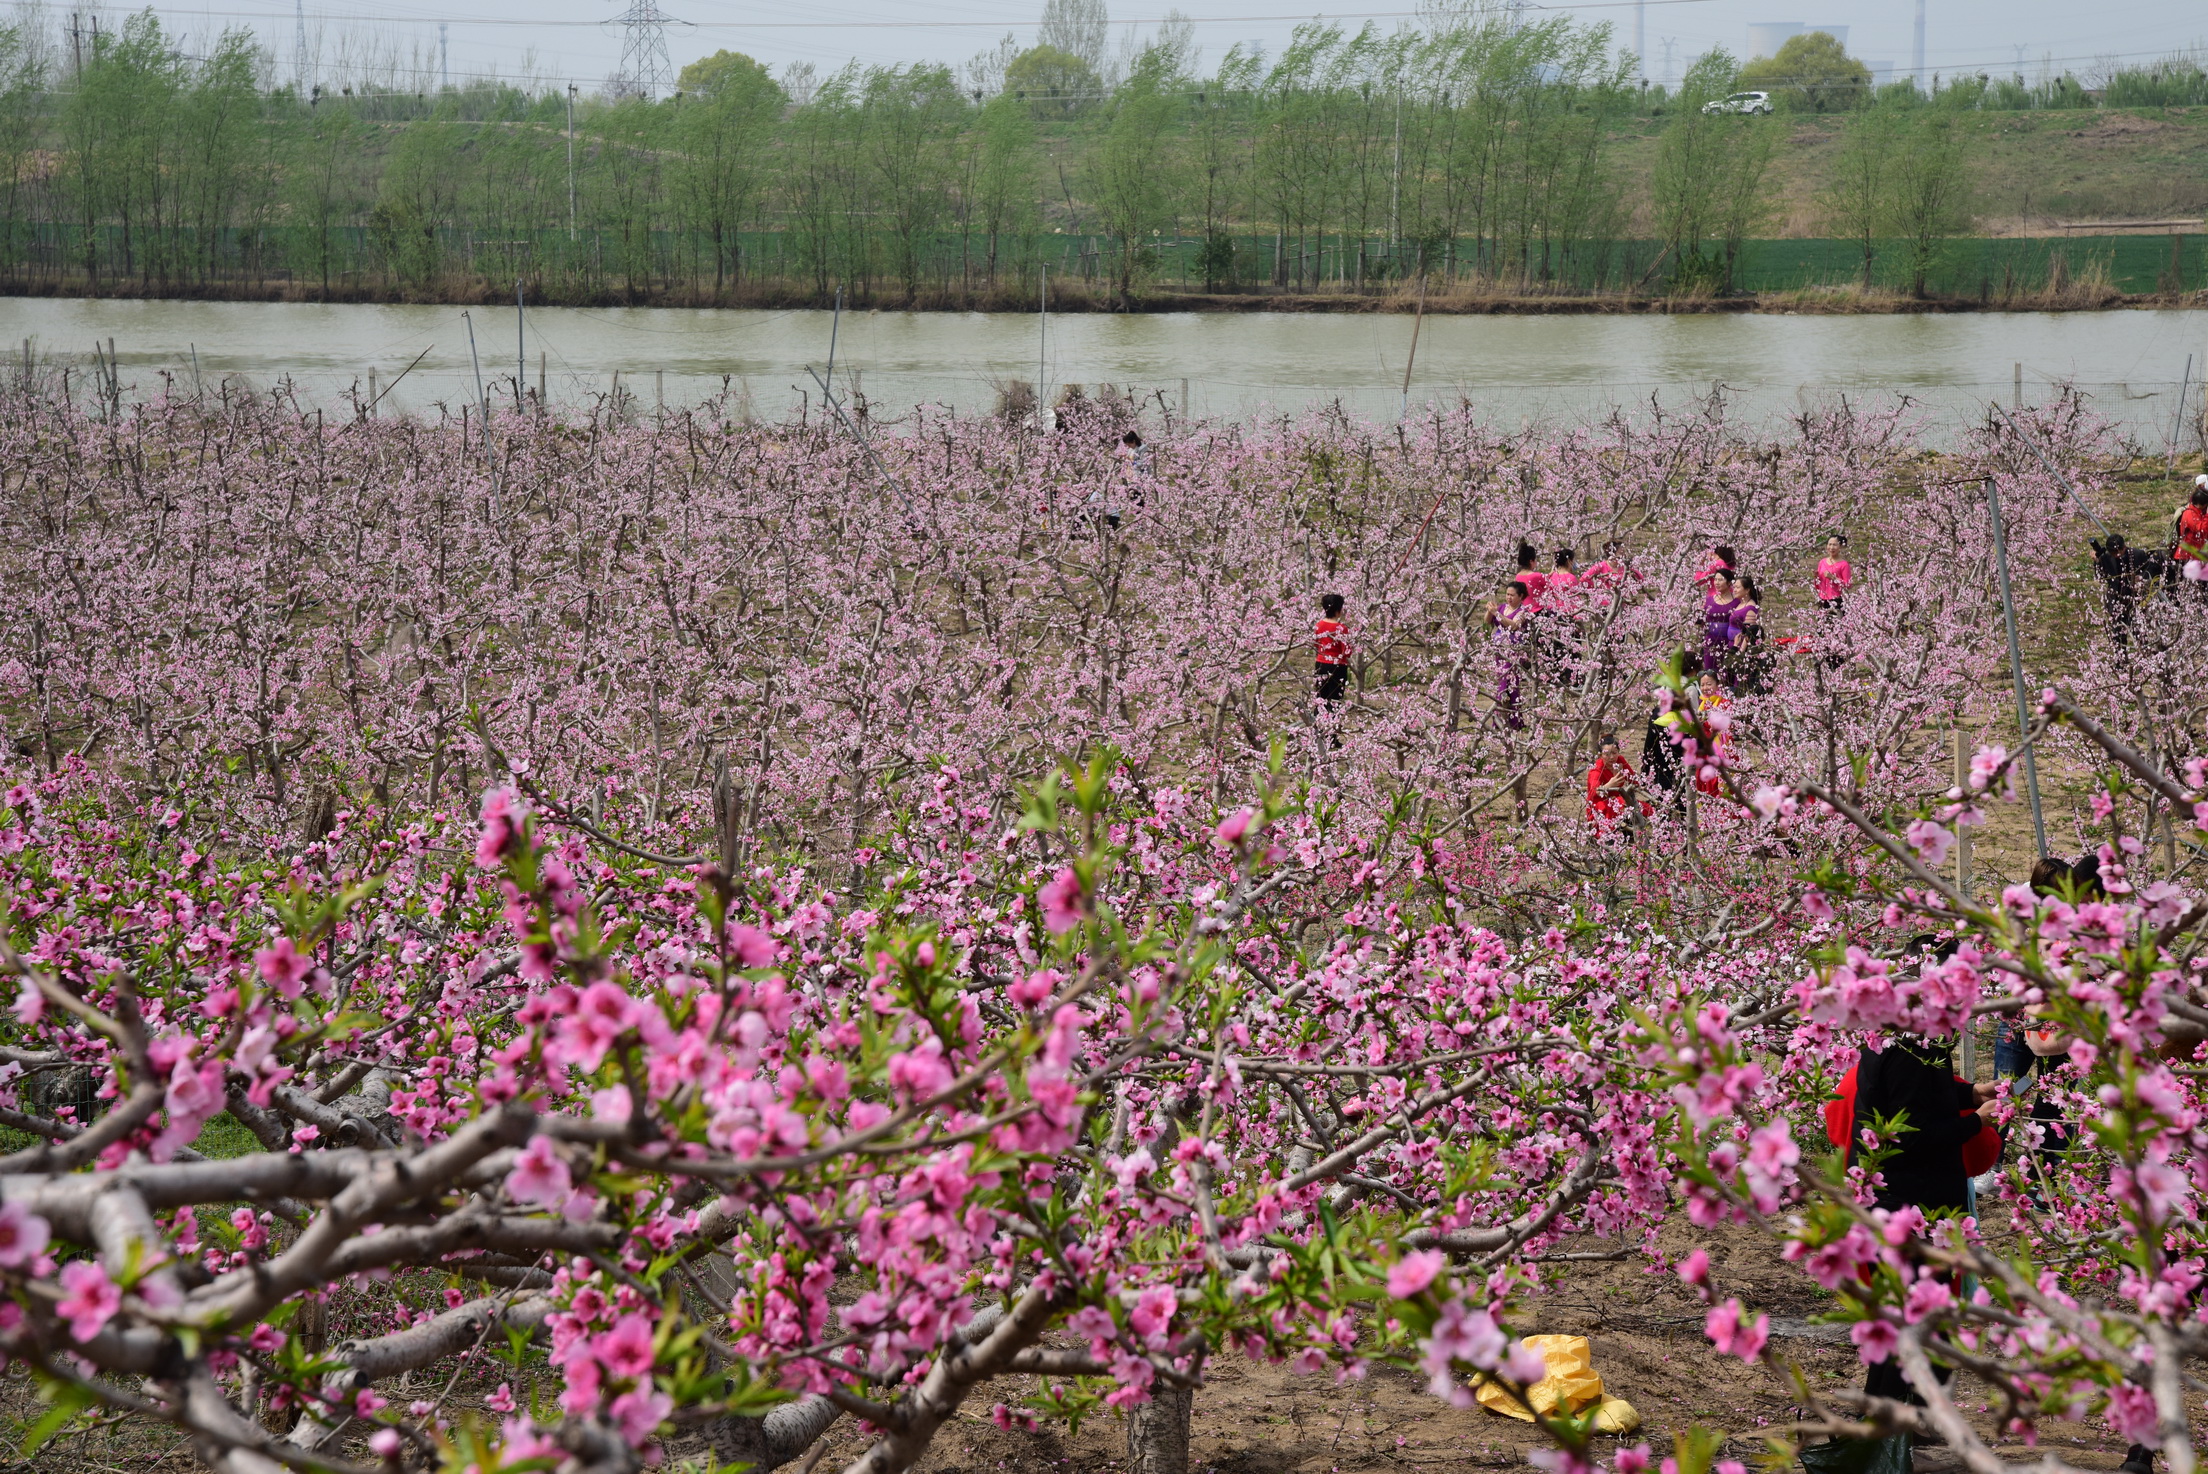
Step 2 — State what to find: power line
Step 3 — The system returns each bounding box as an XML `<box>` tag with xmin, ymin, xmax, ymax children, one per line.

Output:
<box><xmin>93</xmin><ymin>0</ymin><xmax>2208</xmax><ymax>89</ymax></box>
<box><xmin>123</xmin><ymin>0</ymin><xmax>1736</xmax><ymax>28</ymax></box>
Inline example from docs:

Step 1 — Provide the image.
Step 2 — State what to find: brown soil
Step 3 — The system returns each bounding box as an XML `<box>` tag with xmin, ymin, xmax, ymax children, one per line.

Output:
<box><xmin>752</xmin><ymin>1223</ymin><xmax>2193</xmax><ymax>1474</ymax></box>
<box><xmin>3</xmin><ymin>1226</ymin><xmax>2185</xmax><ymax>1473</ymax></box>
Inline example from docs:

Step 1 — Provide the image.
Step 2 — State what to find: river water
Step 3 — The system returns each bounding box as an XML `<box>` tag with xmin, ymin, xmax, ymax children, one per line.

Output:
<box><xmin>5</xmin><ymin>297</ymin><xmax>2204</xmax><ymax>444</ymax></box>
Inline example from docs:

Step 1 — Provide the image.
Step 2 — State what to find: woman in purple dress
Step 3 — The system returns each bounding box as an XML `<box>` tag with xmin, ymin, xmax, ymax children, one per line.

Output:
<box><xmin>1488</xmin><ymin>582</ymin><xmax>1534</xmax><ymax>730</ymax></box>
<box><xmin>1701</xmin><ymin>570</ymin><xmax>1746</xmax><ymax>683</ymax></box>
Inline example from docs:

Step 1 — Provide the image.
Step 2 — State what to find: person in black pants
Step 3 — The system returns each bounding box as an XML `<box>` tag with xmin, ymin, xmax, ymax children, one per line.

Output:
<box><xmin>1314</xmin><ymin>593</ymin><xmax>1350</xmax><ymax>709</ymax></box>
<box><xmin>1849</xmin><ymin>1032</ymin><xmax>1999</xmax><ymax>1407</ymax></box>
<box><xmin>1314</xmin><ymin>593</ymin><xmax>1351</xmax><ymax>750</ymax></box>
<box><xmin>1638</xmin><ymin>651</ymin><xmax>1698</xmax><ymax>809</ymax></box>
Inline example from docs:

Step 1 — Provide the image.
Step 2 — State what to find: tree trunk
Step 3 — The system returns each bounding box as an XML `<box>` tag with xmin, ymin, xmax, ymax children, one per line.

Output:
<box><xmin>1127</xmin><ymin>1381</ymin><xmax>1192</xmax><ymax>1474</ymax></box>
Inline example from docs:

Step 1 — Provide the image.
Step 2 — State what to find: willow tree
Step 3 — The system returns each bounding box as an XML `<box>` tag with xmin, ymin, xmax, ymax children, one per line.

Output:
<box><xmin>1651</xmin><ymin>49</ymin><xmax>1776</xmax><ymax>293</ymax></box>
<box><xmin>61</xmin><ymin>12</ymin><xmax>184</xmax><ymax>287</ymax></box>
<box><xmin>674</xmin><ymin>51</ymin><xmax>784</xmax><ymax>294</ymax></box>
<box><xmin>1185</xmin><ymin>75</ymin><xmax>1252</xmax><ymax>289</ymax></box>
<box><xmin>783</xmin><ymin>70</ymin><xmax>870</xmax><ymax>297</ymax></box>
<box><xmin>1262</xmin><ymin>23</ymin><xmax>1360</xmax><ymax>291</ymax></box>
<box><xmin>1887</xmin><ymin>109</ymin><xmax>1970</xmax><ymax>297</ymax></box>
<box><xmin>966</xmin><ymin>91</ymin><xmax>1039</xmax><ymax>288</ymax></box>
<box><xmin>863</xmin><ymin>64</ymin><xmax>966</xmax><ymax>301</ymax></box>
<box><xmin>0</xmin><ymin>22</ymin><xmax>48</xmax><ymax>285</ymax></box>
<box><xmin>1482</xmin><ymin>19</ymin><xmax>1633</xmax><ymax>288</ymax></box>
<box><xmin>1092</xmin><ymin>46</ymin><xmax>1182</xmax><ymax>299</ymax></box>
<box><xmin>1821</xmin><ymin>103</ymin><xmax>1901</xmax><ymax>288</ymax></box>
<box><xmin>279</xmin><ymin>99</ymin><xmax>359</xmax><ymax>297</ymax></box>
<box><xmin>169</xmin><ymin>31</ymin><xmax>262</xmax><ymax>284</ymax></box>
<box><xmin>369</xmin><ymin>107</ymin><xmax>464</xmax><ymax>289</ymax></box>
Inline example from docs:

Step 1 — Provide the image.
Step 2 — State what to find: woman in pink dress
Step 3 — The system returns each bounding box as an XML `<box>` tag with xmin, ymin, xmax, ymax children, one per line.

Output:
<box><xmin>1546</xmin><ymin>548</ymin><xmax>1582</xmax><ymax>609</ymax></box>
<box><xmin>1511</xmin><ymin>542</ymin><xmax>1547</xmax><ymax>608</ymax></box>
<box><xmin>1692</xmin><ymin>543</ymin><xmax>1737</xmax><ymax>591</ymax></box>
<box><xmin>1815</xmin><ymin>534</ymin><xmax>1852</xmax><ymax>617</ymax></box>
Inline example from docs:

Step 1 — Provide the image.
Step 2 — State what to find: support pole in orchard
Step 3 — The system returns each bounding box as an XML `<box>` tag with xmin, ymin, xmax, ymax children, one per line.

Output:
<box><xmin>1986</xmin><ymin>477</ymin><xmax>2047</xmax><ymax>858</ymax></box>
<box><xmin>464</xmin><ymin>312</ymin><xmax>487</xmax><ymax>434</ymax></box>
<box><xmin>465</xmin><ymin>311</ymin><xmax>498</xmax><ymax>512</ymax></box>
<box><xmin>1952</xmin><ymin>724</ymin><xmax>1972</xmax><ymax>900</ymax></box>
<box><xmin>2170</xmin><ymin>354</ymin><xmax>2193</xmax><ymax>479</ymax></box>
<box><xmin>807</xmin><ymin>287</ymin><xmax>911</xmax><ymax>513</ymax></box>
<box><xmin>1955</xmin><ymin>724</ymin><xmax>1976</xmax><ymax>1082</ymax></box>
<box><xmin>1399</xmin><ymin>272</ymin><xmax>1427</xmax><ymax>422</ymax></box>
<box><xmin>1991</xmin><ymin>400</ymin><xmax>2109</xmax><ymax>537</ymax></box>
<box><xmin>825</xmin><ymin>284</ymin><xmax>842</xmax><ymax>408</ymax></box>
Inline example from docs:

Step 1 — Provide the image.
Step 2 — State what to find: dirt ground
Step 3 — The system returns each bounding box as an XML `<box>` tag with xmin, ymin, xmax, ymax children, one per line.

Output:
<box><xmin>6</xmin><ymin>1217</ymin><xmax>2186</xmax><ymax>1474</ymax></box>
<box><xmin>759</xmin><ymin>1222</ymin><xmax>2192</xmax><ymax>1474</ymax></box>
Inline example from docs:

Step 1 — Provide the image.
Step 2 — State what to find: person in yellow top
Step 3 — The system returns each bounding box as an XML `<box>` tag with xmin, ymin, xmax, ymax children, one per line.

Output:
<box><xmin>1693</xmin><ymin>672</ymin><xmax>1731</xmax><ymax>797</ymax></box>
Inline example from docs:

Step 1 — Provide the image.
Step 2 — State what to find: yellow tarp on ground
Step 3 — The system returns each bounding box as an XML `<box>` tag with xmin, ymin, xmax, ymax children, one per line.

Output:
<box><xmin>1472</xmin><ymin>1334</ymin><xmax>1641</xmax><ymax>1433</ymax></box>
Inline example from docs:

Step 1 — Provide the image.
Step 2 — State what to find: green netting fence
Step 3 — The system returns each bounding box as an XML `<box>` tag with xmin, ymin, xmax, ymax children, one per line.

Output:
<box><xmin>0</xmin><ymin>223</ymin><xmax>2199</xmax><ymax>301</ymax></box>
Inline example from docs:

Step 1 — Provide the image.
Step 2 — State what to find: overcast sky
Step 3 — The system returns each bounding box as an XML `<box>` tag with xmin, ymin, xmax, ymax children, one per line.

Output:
<box><xmin>115</xmin><ymin>0</ymin><xmax>2207</xmax><ymax>95</ymax></box>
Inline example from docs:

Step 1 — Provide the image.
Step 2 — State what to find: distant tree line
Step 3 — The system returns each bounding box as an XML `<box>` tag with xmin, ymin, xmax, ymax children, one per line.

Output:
<box><xmin>0</xmin><ymin>6</ymin><xmax>2195</xmax><ymax>306</ymax></box>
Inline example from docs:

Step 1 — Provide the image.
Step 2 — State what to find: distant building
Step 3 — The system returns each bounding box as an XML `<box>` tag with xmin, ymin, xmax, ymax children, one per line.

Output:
<box><xmin>1746</xmin><ymin>22</ymin><xmax>1803</xmax><ymax>60</ymax></box>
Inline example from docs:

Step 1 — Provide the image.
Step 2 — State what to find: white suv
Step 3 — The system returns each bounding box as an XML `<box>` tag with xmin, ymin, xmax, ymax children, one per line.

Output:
<box><xmin>1701</xmin><ymin>90</ymin><xmax>1773</xmax><ymax>115</ymax></box>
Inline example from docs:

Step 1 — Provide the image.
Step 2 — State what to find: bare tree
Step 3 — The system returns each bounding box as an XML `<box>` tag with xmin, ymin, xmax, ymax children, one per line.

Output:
<box><xmin>1038</xmin><ymin>0</ymin><xmax>1109</xmax><ymax>78</ymax></box>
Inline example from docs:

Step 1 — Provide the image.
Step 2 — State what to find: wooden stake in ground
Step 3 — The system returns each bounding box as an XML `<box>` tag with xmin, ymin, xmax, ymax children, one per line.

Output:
<box><xmin>2170</xmin><ymin>354</ymin><xmax>2193</xmax><ymax>479</ymax></box>
<box><xmin>1398</xmin><ymin>273</ymin><xmax>1427</xmax><ymax>422</ymax></box>
<box><xmin>1986</xmin><ymin>477</ymin><xmax>2048</xmax><ymax>857</ymax></box>
<box><xmin>1954</xmin><ymin>723</ymin><xmax>1975</xmax><ymax>1082</ymax></box>
<box><xmin>1952</xmin><ymin>725</ymin><xmax>1972</xmax><ymax>901</ymax></box>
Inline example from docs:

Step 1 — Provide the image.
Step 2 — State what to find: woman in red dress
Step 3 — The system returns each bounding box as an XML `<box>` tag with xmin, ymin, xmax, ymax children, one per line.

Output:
<box><xmin>1586</xmin><ymin>734</ymin><xmax>1651</xmax><ymax>836</ymax></box>
<box><xmin>2175</xmin><ymin>482</ymin><xmax>2208</xmax><ymax>581</ymax></box>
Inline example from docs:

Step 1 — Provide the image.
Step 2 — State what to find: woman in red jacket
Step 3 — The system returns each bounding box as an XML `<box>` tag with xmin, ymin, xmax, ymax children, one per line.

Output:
<box><xmin>1585</xmin><ymin>734</ymin><xmax>1650</xmax><ymax>837</ymax></box>
<box><xmin>2175</xmin><ymin>482</ymin><xmax>2208</xmax><ymax>583</ymax></box>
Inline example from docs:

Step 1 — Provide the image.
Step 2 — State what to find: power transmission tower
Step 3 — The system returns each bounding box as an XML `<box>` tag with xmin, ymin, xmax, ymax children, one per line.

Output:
<box><xmin>293</xmin><ymin>0</ymin><xmax>312</xmax><ymax>92</ymax></box>
<box><xmin>611</xmin><ymin>0</ymin><xmax>679</xmax><ymax>99</ymax></box>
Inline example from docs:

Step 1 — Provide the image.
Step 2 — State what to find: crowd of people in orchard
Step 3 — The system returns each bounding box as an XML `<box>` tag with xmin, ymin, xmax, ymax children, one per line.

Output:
<box><xmin>2088</xmin><ymin>472</ymin><xmax>2208</xmax><ymax>645</ymax></box>
<box><xmin>1309</xmin><ymin>529</ymin><xmax>2177</xmax><ymax>1473</ymax></box>
<box><xmin>1304</xmin><ymin>468</ymin><xmax>2201</xmax><ymax>838</ymax></box>
<box><xmin>1308</xmin><ymin>531</ymin><xmax>1856</xmax><ymax>838</ymax></box>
